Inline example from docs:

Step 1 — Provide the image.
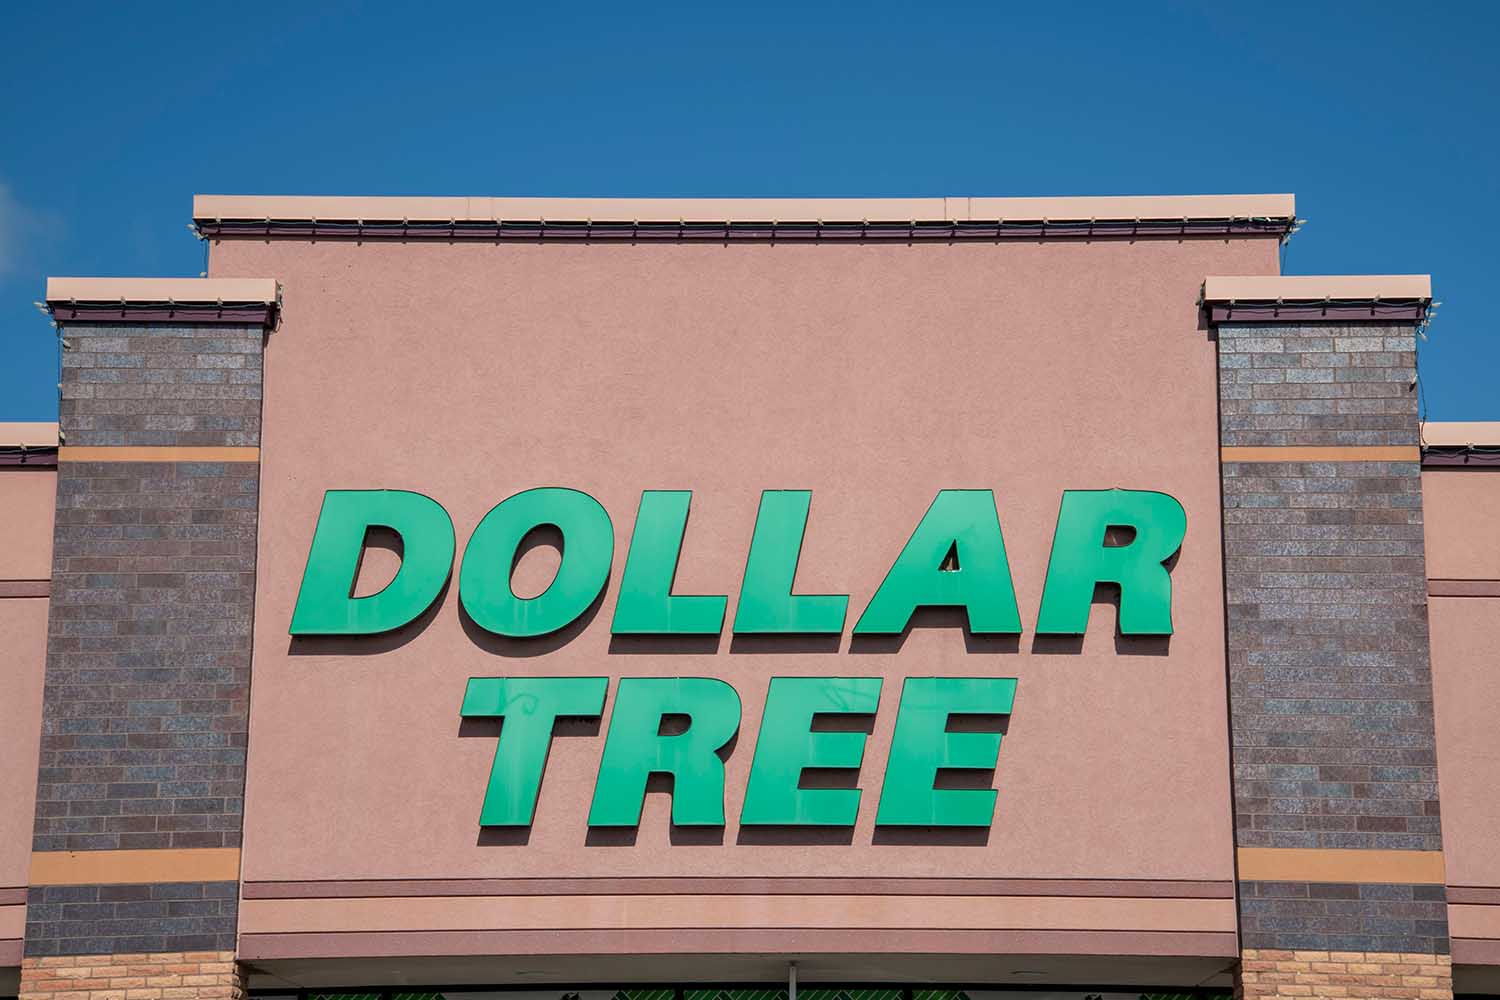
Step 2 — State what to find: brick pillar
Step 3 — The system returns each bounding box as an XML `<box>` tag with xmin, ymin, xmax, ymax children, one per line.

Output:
<box><xmin>21</xmin><ymin>282</ymin><xmax>277</xmax><ymax>1000</ymax></box>
<box><xmin>21</xmin><ymin>952</ymin><xmax>246</xmax><ymax>1000</ymax></box>
<box><xmin>1207</xmin><ymin>281</ymin><xmax>1451</xmax><ymax>1000</ymax></box>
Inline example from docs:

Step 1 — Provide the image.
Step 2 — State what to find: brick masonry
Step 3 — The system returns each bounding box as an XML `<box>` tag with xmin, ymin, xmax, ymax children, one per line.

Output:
<box><xmin>1215</xmin><ymin>320</ymin><xmax>1448</xmax><ymax>972</ymax></box>
<box><xmin>35</xmin><ymin>461</ymin><xmax>257</xmax><ymax>856</ymax></box>
<box><xmin>1223</xmin><ymin>458</ymin><xmax>1437</xmax><ymax>856</ymax></box>
<box><xmin>59</xmin><ymin>325</ymin><xmax>263</xmax><ymax>448</ymax></box>
<box><xmin>25</xmin><ymin>320</ymin><xmax>266</xmax><ymax>961</ymax></box>
<box><xmin>18</xmin><ymin>949</ymin><xmax>245</xmax><ymax>1000</ymax></box>
<box><xmin>1239</xmin><ymin>882</ymin><xmax>1447</xmax><ymax>956</ymax></box>
<box><xmin>22</xmin><ymin>885</ymin><xmax>238</xmax><ymax>958</ymax></box>
<box><xmin>1237</xmin><ymin>948</ymin><xmax>1452</xmax><ymax>999</ymax></box>
<box><xmin>1217</xmin><ymin>324</ymin><xmax>1420</xmax><ymax>448</ymax></box>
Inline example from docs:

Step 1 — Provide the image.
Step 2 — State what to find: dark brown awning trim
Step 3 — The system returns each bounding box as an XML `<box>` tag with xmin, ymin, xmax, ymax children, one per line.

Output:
<box><xmin>50</xmin><ymin>302</ymin><xmax>277</xmax><ymax>326</ymax></box>
<box><xmin>195</xmin><ymin>215</ymin><xmax>1294</xmax><ymax>243</ymax></box>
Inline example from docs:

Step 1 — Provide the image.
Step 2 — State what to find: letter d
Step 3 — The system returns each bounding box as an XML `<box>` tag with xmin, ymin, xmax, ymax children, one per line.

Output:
<box><xmin>289</xmin><ymin>490</ymin><xmax>455</xmax><ymax>635</ymax></box>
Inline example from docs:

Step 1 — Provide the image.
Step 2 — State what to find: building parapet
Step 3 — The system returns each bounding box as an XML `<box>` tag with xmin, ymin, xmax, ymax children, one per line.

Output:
<box><xmin>1203</xmin><ymin>274</ymin><xmax>1432</xmax><ymax>322</ymax></box>
<box><xmin>44</xmin><ymin>277</ymin><xmax>281</xmax><ymax>326</ymax></box>
<box><xmin>0</xmin><ymin>423</ymin><xmax>59</xmax><ymax>468</ymax></box>
<box><xmin>192</xmin><ymin>192</ymin><xmax>1297</xmax><ymax>242</ymax></box>
<box><xmin>1422</xmin><ymin>421</ymin><xmax>1500</xmax><ymax>467</ymax></box>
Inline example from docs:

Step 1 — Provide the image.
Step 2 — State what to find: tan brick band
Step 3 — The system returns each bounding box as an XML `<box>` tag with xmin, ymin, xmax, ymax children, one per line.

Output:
<box><xmin>1237</xmin><ymin>847</ymin><xmax>1446</xmax><ymax>885</ymax></box>
<box><xmin>1221</xmin><ymin>445</ymin><xmax>1422</xmax><ymax>463</ymax></box>
<box><xmin>19</xmin><ymin>951</ymin><xmax>245</xmax><ymax>1000</ymax></box>
<box><xmin>57</xmin><ymin>447</ymin><xmax>260</xmax><ymax>463</ymax></box>
<box><xmin>1237</xmin><ymin>948</ymin><xmax>1452</xmax><ymax>999</ymax></box>
<box><xmin>29</xmin><ymin>848</ymin><xmax>241</xmax><ymax>886</ymax></box>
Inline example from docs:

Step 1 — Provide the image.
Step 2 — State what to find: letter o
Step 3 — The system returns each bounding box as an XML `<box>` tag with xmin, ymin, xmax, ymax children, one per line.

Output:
<box><xmin>460</xmin><ymin>488</ymin><xmax>614</xmax><ymax>637</ymax></box>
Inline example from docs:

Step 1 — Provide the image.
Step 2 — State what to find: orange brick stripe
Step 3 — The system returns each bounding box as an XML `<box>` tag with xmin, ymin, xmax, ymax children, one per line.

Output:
<box><xmin>1221</xmin><ymin>445</ymin><xmax>1422</xmax><ymax>463</ymax></box>
<box><xmin>19</xmin><ymin>951</ymin><xmax>246</xmax><ymax>1000</ymax></box>
<box><xmin>29</xmin><ymin>848</ymin><xmax>241</xmax><ymax>886</ymax></box>
<box><xmin>1236</xmin><ymin>846</ymin><xmax>1446</xmax><ymax>885</ymax></box>
<box><xmin>57</xmin><ymin>446</ymin><xmax>260</xmax><ymax>463</ymax></box>
<box><xmin>1237</xmin><ymin>948</ymin><xmax>1453</xmax><ymax>999</ymax></box>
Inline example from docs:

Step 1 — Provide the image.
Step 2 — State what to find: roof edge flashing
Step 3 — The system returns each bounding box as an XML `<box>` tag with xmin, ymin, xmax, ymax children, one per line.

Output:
<box><xmin>1204</xmin><ymin>274</ymin><xmax>1431</xmax><ymax>304</ymax></box>
<box><xmin>45</xmin><ymin>277</ymin><xmax>281</xmax><ymax>328</ymax></box>
<box><xmin>1422</xmin><ymin>422</ymin><xmax>1500</xmax><ymax>449</ymax></box>
<box><xmin>1203</xmin><ymin>275</ymin><xmax>1432</xmax><ymax>324</ymax></box>
<box><xmin>191</xmin><ymin>192</ymin><xmax>1296</xmax><ymax>235</ymax></box>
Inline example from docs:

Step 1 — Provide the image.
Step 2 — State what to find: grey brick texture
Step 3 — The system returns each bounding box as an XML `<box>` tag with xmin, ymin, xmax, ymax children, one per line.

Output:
<box><xmin>59</xmin><ymin>324</ymin><xmax>263</xmax><ymax>447</ymax></box>
<box><xmin>35</xmin><ymin>460</ymin><xmax>258</xmax><ymax>853</ymax></box>
<box><xmin>1216</xmin><ymin>319</ymin><xmax>1445</xmax><ymax>955</ymax></box>
<box><xmin>23</xmin><ymin>881</ymin><xmax>237</xmax><ymax>957</ymax></box>
<box><xmin>27</xmin><ymin>318</ymin><xmax>265</xmax><ymax>960</ymax></box>
<box><xmin>1217</xmin><ymin>323</ymin><xmax>1419</xmax><ymax>447</ymax></box>
<box><xmin>1223</xmin><ymin>459</ymin><xmax>1437</xmax><ymax>851</ymax></box>
<box><xmin>1239</xmin><ymin>880</ymin><xmax>1448</xmax><ymax>953</ymax></box>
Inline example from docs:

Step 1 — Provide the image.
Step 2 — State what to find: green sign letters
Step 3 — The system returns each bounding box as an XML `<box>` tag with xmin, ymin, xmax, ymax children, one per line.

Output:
<box><xmin>461</xmin><ymin>674</ymin><xmax>1014</xmax><ymax>829</ymax></box>
<box><xmin>293</xmin><ymin>485</ymin><xmax>1187</xmax><ymax>831</ymax></box>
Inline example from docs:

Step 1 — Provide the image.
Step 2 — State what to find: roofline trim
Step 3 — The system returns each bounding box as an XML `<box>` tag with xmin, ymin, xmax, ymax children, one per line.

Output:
<box><xmin>1204</xmin><ymin>274</ymin><xmax>1431</xmax><ymax>303</ymax></box>
<box><xmin>45</xmin><ymin>278</ymin><xmax>281</xmax><ymax>328</ymax></box>
<box><xmin>195</xmin><ymin>192</ymin><xmax>1296</xmax><ymax>225</ymax></box>
<box><xmin>191</xmin><ymin>193</ymin><xmax>1298</xmax><ymax>243</ymax></box>
<box><xmin>1421</xmin><ymin>420</ymin><xmax>1500</xmax><ymax>467</ymax></box>
<box><xmin>1203</xmin><ymin>275</ymin><xmax>1433</xmax><ymax>324</ymax></box>
<box><xmin>0</xmin><ymin>422</ymin><xmax>60</xmax><ymax>449</ymax></box>
<box><xmin>1422</xmin><ymin>421</ymin><xmax>1500</xmax><ymax>448</ymax></box>
<box><xmin>46</xmin><ymin>277</ymin><xmax>280</xmax><ymax>305</ymax></box>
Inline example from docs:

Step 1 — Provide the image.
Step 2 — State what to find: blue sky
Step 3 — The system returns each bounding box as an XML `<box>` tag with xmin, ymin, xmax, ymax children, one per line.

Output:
<box><xmin>2</xmin><ymin>1</ymin><xmax>1496</xmax><ymax>420</ymax></box>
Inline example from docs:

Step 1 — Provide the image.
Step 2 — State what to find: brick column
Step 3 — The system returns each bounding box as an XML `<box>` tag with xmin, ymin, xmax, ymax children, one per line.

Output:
<box><xmin>1205</xmin><ymin>278</ymin><xmax>1451</xmax><ymax>999</ymax></box>
<box><xmin>21</xmin><ymin>281</ymin><xmax>277</xmax><ymax>1000</ymax></box>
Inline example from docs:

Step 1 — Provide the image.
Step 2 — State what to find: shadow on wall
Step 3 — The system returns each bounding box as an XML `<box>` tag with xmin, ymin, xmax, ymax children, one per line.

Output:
<box><xmin>460</xmin><ymin>691</ymin><xmax>1003</xmax><ymax>850</ymax></box>
<box><xmin>459</xmin><ymin>713</ymin><xmax>603</xmax><ymax>847</ymax></box>
<box><xmin>847</xmin><ymin>606</ymin><xmax>1020</xmax><ymax>655</ymax></box>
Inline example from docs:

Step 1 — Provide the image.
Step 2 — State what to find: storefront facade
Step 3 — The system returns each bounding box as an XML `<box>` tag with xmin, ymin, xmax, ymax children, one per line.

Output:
<box><xmin>1</xmin><ymin>193</ymin><xmax>1495</xmax><ymax>999</ymax></box>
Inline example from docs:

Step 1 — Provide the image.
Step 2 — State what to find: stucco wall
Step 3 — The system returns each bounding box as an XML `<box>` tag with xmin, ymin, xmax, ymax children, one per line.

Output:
<box><xmin>1425</xmin><ymin>469</ymin><xmax>1500</xmax><ymax>581</ymax></box>
<box><xmin>0</xmin><ymin>467</ymin><xmax>54</xmax><ymax>968</ymax></box>
<box><xmin>1423</xmin><ymin>468</ymin><xmax>1500</xmax><ymax>964</ymax></box>
<box><xmin>211</xmin><ymin>234</ymin><xmax>1276</xmax><ymax>954</ymax></box>
<box><xmin>0</xmin><ymin>470</ymin><xmax>55</xmax><ymax>583</ymax></box>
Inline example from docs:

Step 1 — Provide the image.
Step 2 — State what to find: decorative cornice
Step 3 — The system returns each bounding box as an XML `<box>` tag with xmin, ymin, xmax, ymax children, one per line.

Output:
<box><xmin>1423</xmin><ymin>421</ymin><xmax>1500</xmax><ymax>447</ymax></box>
<box><xmin>1423</xmin><ymin>448</ymin><xmax>1500</xmax><ymax>468</ymax></box>
<box><xmin>1203</xmin><ymin>274</ymin><xmax>1431</xmax><ymax>324</ymax></box>
<box><xmin>243</xmin><ymin>876</ymin><xmax>1236</xmax><ymax>900</ymax></box>
<box><xmin>1428</xmin><ymin>580</ymin><xmax>1500</xmax><ymax>597</ymax></box>
<box><xmin>0</xmin><ymin>447</ymin><xmax>57</xmax><ymax>468</ymax></box>
<box><xmin>0</xmin><ymin>581</ymin><xmax>49</xmax><ymax>599</ymax></box>
<box><xmin>45</xmin><ymin>277</ymin><xmax>280</xmax><ymax>327</ymax></box>
<box><xmin>237</xmin><ymin>926</ymin><xmax>1241</xmax><ymax>962</ymax></box>
<box><xmin>192</xmin><ymin>192</ymin><xmax>1298</xmax><ymax>243</ymax></box>
<box><xmin>1421</xmin><ymin>421</ymin><xmax>1500</xmax><ymax>466</ymax></box>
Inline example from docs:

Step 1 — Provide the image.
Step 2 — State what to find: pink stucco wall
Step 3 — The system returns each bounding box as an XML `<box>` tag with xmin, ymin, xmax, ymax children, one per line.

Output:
<box><xmin>0</xmin><ymin>467</ymin><xmax>53</xmax><ymax>958</ymax></box>
<box><xmin>0</xmin><ymin>598</ymin><xmax>46</xmax><ymax>892</ymax></box>
<box><xmin>1424</xmin><ymin>469</ymin><xmax>1500</xmax><ymax>911</ymax></box>
<box><xmin>0</xmin><ymin>469</ymin><xmax>55</xmax><ymax>582</ymax></box>
<box><xmin>212</xmin><ymin>234</ymin><xmax>1276</xmax><ymax>946</ymax></box>
<box><xmin>1424</xmin><ymin>469</ymin><xmax>1500</xmax><ymax>581</ymax></box>
<box><xmin>1431</xmin><ymin>597</ymin><xmax>1500</xmax><ymax>888</ymax></box>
